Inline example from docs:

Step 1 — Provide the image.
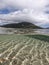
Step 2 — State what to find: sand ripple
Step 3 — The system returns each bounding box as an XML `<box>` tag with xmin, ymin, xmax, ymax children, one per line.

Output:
<box><xmin>0</xmin><ymin>35</ymin><xmax>49</xmax><ymax>65</ymax></box>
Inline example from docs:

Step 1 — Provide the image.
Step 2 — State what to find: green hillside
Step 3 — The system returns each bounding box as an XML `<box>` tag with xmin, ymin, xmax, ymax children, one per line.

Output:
<box><xmin>1</xmin><ymin>22</ymin><xmax>42</xmax><ymax>29</ymax></box>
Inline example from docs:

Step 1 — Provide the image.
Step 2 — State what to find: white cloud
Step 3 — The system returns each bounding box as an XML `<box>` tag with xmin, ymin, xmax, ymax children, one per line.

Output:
<box><xmin>0</xmin><ymin>0</ymin><xmax>47</xmax><ymax>10</ymax></box>
<box><xmin>0</xmin><ymin>0</ymin><xmax>49</xmax><ymax>27</ymax></box>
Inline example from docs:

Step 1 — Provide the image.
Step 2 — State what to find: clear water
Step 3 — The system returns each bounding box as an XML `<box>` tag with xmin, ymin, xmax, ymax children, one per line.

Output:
<box><xmin>0</xmin><ymin>27</ymin><xmax>49</xmax><ymax>34</ymax></box>
<box><xmin>34</xmin><ymin>29</ymin><xmax>49</xmax><ymax>34</ymax></box>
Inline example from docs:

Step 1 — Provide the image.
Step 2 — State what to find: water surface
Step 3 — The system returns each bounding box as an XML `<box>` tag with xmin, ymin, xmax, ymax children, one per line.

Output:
<box><xmin>0</xmin><ymin>27</ymin><xmax>49</xmax><ymax>34</ymax></box>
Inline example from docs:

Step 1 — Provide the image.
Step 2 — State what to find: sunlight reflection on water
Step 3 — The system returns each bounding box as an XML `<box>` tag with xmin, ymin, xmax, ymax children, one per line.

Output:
<box><xmin>0</xmin><ymin>27</ymin><xmax>49</xmax><ymax>34</ymax></box>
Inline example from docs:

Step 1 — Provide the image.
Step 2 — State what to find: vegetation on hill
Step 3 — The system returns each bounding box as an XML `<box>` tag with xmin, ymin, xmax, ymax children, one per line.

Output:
<box><xmin>1</xmin><ymin>22</ymin><xmax>42</xmax><ymax>29</ymax></box>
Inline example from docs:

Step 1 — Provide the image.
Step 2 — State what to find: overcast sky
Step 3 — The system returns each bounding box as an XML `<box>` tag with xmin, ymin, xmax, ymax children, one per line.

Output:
<box><xmin>0</xmin><ymin>0</ymin><xmax>49</xmax><ymax>28</ymax></box>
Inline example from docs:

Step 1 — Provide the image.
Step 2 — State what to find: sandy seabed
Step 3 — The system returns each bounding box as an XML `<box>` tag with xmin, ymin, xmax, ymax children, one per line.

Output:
<box><xmin>0</xmin><ymin>35</ymin><xmax>49</xmax><ymax>65</ymax></box>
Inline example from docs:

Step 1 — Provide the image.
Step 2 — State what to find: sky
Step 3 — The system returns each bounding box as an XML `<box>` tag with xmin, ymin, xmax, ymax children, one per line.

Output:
<box><xmin>0</xmin><ymin>0</ymin><xmax>49</xmax><ymax>28</ymax></box>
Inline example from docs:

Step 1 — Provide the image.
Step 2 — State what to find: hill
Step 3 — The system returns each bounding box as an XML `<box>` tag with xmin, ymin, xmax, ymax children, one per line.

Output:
<box><xmin>0</xmin><ymin>22</ymin><xmax>42</xmax><ymax>29</ymax></box>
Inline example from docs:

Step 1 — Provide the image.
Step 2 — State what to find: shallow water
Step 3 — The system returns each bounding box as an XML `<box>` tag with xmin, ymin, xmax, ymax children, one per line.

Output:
<box><xmin>0</xmin><ymin>27</ymin><xmax>49</xmax><ymax>34</ymax></box>
<box><xmin>0</xmin><ymin>35</ymin><xmax>49</xmax><ymax>65</ymax></box>
<box><xmin>34</xmin><ymin>29</ymin><xmax>49</xmax><ymax>34</ymax></box>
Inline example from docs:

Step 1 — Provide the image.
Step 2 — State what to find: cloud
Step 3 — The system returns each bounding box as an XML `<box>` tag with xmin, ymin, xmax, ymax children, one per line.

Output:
<box><xmin>0</xmin><ymin>0</ymin><xmax>47</xmax><ymax>10</ymax></box>
<box><xmin>0</xmin><ymin>0</ymin><xmax>49</xmax><ymax>28</ymax></box>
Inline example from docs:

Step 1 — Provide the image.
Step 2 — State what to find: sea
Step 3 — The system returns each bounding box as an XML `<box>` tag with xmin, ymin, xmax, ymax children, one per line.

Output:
<box><xmin>0</xmin><ymin>27</ymin><xmax>49</xmax><ymax>35</ymax></box>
